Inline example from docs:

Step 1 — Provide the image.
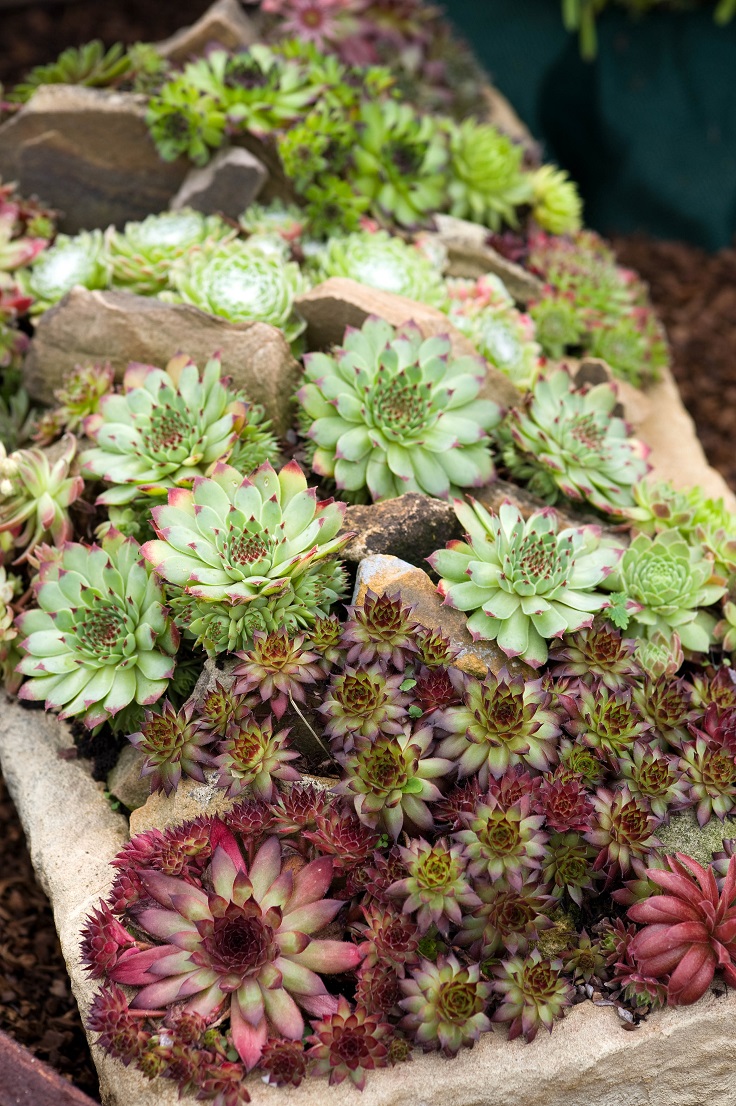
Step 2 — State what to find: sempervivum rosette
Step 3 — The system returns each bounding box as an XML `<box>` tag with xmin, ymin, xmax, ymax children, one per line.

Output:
<box><xmin>297</xmin><ymin>316</ymin><xmax>502</xmax><ymax>503</ymax></box>
<box><xmin>16</xmin><ymin>531</ymin><xmax>178</xmax><ymax>726</ymax></box>
<box><xmin>445</xmin><ymin>274</ymin><xmax>542</xmax><ymax>390</ymax></box>
<box><xmin>80</xmin><ymin>354</ymin><xmax>275</xmax><ymax>507</ymax></box>
<box><xmin>106</xmin><ymin>209</ymin><xmax>234</xmax><ymax>295</ymax></box>
<box><xmin>141</xmin><ymin>460</ymin><xmax>352</xmax><ymax>652</ymax></box>
<box><xmin>169</xmin><ymin>240</ymin><xmax>307</xmax><ymax>343</ymax></box>
<box><xmin>429</xmin><ymin>498</ymin><xmax>622</xmax><ymax>668</ymax></box>
<box><xmin>313</xmin><ymin>229</ymin><xmax>447</xmax><ymax>308</ymax></box>
<box><xmin>21</xmin><ymin>229</ymin><xmax>109</xmax><ymax>313</ymax></box>
<box><xmin>447</xmin><ymin>119</ymin><xmax>533</xmax><ymax>229</ymax></box>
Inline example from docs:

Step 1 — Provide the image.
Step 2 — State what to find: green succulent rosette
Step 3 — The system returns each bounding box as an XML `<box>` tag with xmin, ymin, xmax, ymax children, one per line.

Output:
<box><xmin>505</xmin><ymin>368</ymin><xmax>651</xmax><ymax>515</ymax></box>
<box><xmin>0</xmin><ymin>433</ymin><xmax>84</xmax><ymax>560</ymax></box>
<box><xmin>16</xmin><ymin>531</ymin><xmax>178</xmax><ymax>727</ymax></box>
<box><xmin>80</xmin><ymin>354</ymin><xmax>273</xmax><ymax>507</ymax></box>
<box><xmin>445</xmin><ymin>275</ymin><xmax>542</xmax><ymax>391</ymax></box>
<box><xmin>447</xmin><ymin>119</ymin><xmax>533</xmax><ymax>230</ymax></box>
<box><xmin>297</xmin><ymin>316</ymin><xmax>501</xmax><ymax>503</ymax></box>
<box><xmin>169</xmin><ymin>241</ymin><xmax>307</xmax><ymax>342</ymax></box>
<box><xmin>21</xmin><ymin>230</ymin><xmax>109</xmax><ymax>313</ymax></box>
<box><xmin>313</xmin><ymin>230</ymin><xmax>447</xmax><ymax>308</ymax></box>
<box><xmin>349</xmin><ymin>100</ymin><xmax>449</xmax><ymax>228</ymax></box>
<box><xmin>106</xmin><ymin>209</ymin><xmax>235</xmax><ymax>295</ymax></box>
<box><xmin>606</xmin><ymin>530</ymin><xmax>726</xmax><ymax>653</ymax></box>
<box><xmin>529</xmin><ymin>166</ymin><xmax>583</xmax><ymax>235</ymax></box>
<box><xmin>239</xmin><ymin>200</ymin><xmax>305</xmax><ymax>242</ymax></box>
<box><xmin>141</xmin><ymin>460</ymin><xmax>351</xmax><ymax>653</ymax></box>
<box><xmin>429</xmin><ymin>498</ymin><xmax>622</xmax><ymax>668</ymax></box>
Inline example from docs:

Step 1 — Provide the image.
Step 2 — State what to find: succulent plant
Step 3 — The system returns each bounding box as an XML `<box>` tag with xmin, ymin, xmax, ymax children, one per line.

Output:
<box><xmin>399</xmin><ymin>955</ymin><xmax>492</xmax><ymax>1054</ymax></box>
<box><xmin>541</xmin><ymin>832</ymin><xmax>599</xmax><ymax>906</ymax></box>
<box><xmin>313</xmin><ymin>229</ymin><xmax>447</xmax><ymax>307</ymax></box>
<box><xmin>232</xmin><ymin>629</ymin><xmax>324</xmax><ymax>719</ymax></box>
<box><xmin>633</xmin><ymin>629</ymin><xmax>684</xmax><ymax>680</ymax></box>
<box><xmin>633</xmin><ymin>672</ymin><xmax>696</xmax><ymax>749</ymax></box>
<box><xmin>240</xmin><ymin>200</ymin><xmax>305</xmax><ymax>242</ymax></box>
<box><xmin>336</xmin><ymin>723</ymin><xmax>451</xmax><ymax>839</ymax></box>
<box><xmin>141</xmin><ymin>460</ymin><xmax>351</xmax><ymax>651</ymax></box>
<box><xmin>215</xmin><ymin>713</ymin><xmax>300</xmax><ymax>799</ymax></box>
<box><xmin>306</xmin><ymin>997</ymin><xmax>391</xmax><ymax>1089</ymax></box>
<box><xmin>0</xmin><ymin>207</ymin><xmax>47</xmax><ymax>276</ymax></box>
<box><xmin>679</xmin><ymin>737</ymin><xmax>736</xmax><ymax>825</ymax></box>
<box><xmin>387</xmin><ymin>837</ymin><xmax>480</xmax><ymax>934</ymax></box>
<box><xmin>430</xmin><ymin>498</ymin><xmax>621</xmax><ymax>667</ymax></box>
<box><xmin>0</xmin><ymin>563</ymin><xmax>21</xmax><ymax>692</ymax></box>
<box><xmin>9</xmin><ymin>40</ymin><xmax>134</xmax><ymax>102</ymax></box>
<box><xmin>354</xmin><ymin>903</ymin><xmax>421</xmax><ymax>976</ymax></box>
<box><xmin>260</xmin><ymin>1037</ymin><xmax>308</xmax><ymax>1087</ymax></box>
<box><xmin>447</xmin><ymin>119</ymin><xmax>532</xmax><ymax>229</ymax></box>
<box><xmin>618</xmin><ymin>744</ymin><xmax>691</xmax><ymax>820</ymax></box>
<box><xmin>99</xmin><ymin>826</ymin><xmax>363</xmax><ymax>1070</ymax></box>
<box><xmin>562</xmin><ymin>930</ymin><xmax>607</xmax><ymax>984</ymax></box>
<box><xmin>607</xmin><ymin>530</ymin><xmax>726</xmax><ymax>653</ymax></box>
<box><xmin>145</xmin><ymin>78</ymin><xmax>227</xmax><ymax>165</ymax></box>
<box><xmin>106</xmin><ymin>209</ymin><xmax>234</xmax><ymax>295</ymax></box>
<box><xmin>320</xmin><ymin>662</ymin><xmax>410</xmax><ymax>748</ymax></box>
<box><xmin>298</xmin><ymin>316</ymin><xmax>500</xmax><ymax>503</ymax></box>
<box><xmin>350</xmin><ymin>100</ymin><xmax>448</xmax><ymax>227</ymax></box>
<box><xmin>437</xmin><ymin>669</ymin><xmax>562</xmax><ymax>783</ymax></box>
<box><xmin>536</xmin><ymin>769</ymin><xmax>594</xmax><ymax>834</ymax></box>
<box><xmin>548</xmin><ymin>621</ymin><xmax>640</xmax><ymax>690</ymax></box>
<box><xmin>0</xmin><ymin>434</ymin><xmax>84</xmax><ymax>560</ymax></box>
<box><xmin>504</xmin><ymin>368</ymin><xmax>651</xmax><ymax>515</ymax></box>
<box><xmin>629</xmin><ymin>853</ymin><xmax>736</xmax><ymax>1005</ymax></box>
<box><xmin>341</xmin><ymin>590</ymin><xmax>420</xmax><ymax>670</ymax></box>
<box><xmin>17</xmin><ymin>530</ymin><xmax>178</xmax><ymax>727</ymax></box>
<box><xmin>303</xmin><ymin>805</ymin><xmax>382</xmax><ymax>871</ymax></box>
<box><xmin>168</xmin><ymin>240</ymin><xmax>307</xmax><ymax>342</ymax></box>
<box><xmin>48</xmin><ymin>361</ymin><xmax>115</xmax><ymax>437</ymax></box>
<box><xmin>586</xmin><ymin>787</ymin><xmax>661</xmax><ymax>878</ymax></box>
<box><xmin>455</xmin><ymin>874</ymin><xmax>552</xmax><ymax>959</ymax></box>
<box><xmin>21</xmin><ymin>230</ymin><xmax>109</xmax><ymax>313</ymax></box>
<box><xmin>128</xmin><ymin>699</ymin><xmax>216</xmax><ymax>796</ymax></box>
<box><xmin>562</xmin><ymin>681</ymin><xmax>652</xmax><ymax>761</ymax></box>
<box><xmin>492</xmin><ymin>950</ymin><xmax>573</xmax><ymax>1042</ymax></box>
<box><xmin>529</xmin><ymin>165</ymin><xmax>583</xmax><ymax>235</ymax></box>
<box><xmin>454</xmin><ymin>795</ymin><xmax>547</xmax><ymax>885</ymax></box>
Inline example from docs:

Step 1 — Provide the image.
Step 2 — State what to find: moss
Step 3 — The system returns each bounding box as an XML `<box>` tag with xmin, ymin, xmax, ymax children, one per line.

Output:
<box><xmin>535</xmin><ymin>910</ymin><xmax>577</xmax><ymax>959</ymax></box>
<box><xmin>658</xmin><ymin>808</ymin><xmax>736</xmax><ymax>866</ymax></box>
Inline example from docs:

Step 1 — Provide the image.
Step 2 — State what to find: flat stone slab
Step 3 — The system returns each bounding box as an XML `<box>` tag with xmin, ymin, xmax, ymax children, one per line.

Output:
<box><xmin>170</xmin><ymin>146</ymin><xmax>267</xmax><ymax>218</ymax></box>
<box><xmin>343</xmin><ymin>493</ymin><xmax>461</xmax><ymax>567</ymax></box>
<box><xmin>0</xmin><ymin>86</ymin><xmax>188</xmax><ymax>233</ymax></box>
<box><xmin>156</xmin><ymin>0</ymin><xmax>256</xmax><ymax>63</ymax></box>
<box><xmin>23</xmin><ymin>288</ymin><xmax>299</xmax><ymax>438</ymax></box>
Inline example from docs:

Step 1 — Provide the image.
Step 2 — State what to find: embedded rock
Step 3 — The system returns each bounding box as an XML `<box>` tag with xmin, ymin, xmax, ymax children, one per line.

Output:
<box><xmin>353</xmin><ymin>554</ymin><xmax>531</xmax><ymax>680</ymax></box>
<box><xmin>0</xmin><ymin>86</ymin><xmax>188</xmax><ymax>233</ymax></box>
<box><xmin>658</xmin><ymin>808</ymin><xmax>736</xmax><ymax>867</ymax></box>
<box><xmin>170</xmin><ymin>145</ymin><xmax>268</xmax><ymax>218</ymax></box>
<box><xmin>23</xmin><ymin>288</ymin><xmax>299</xmax><ymax>437</ymax></box>
<box><xmin>476</xmin><ymin>478</ymin><xmax>602</xmax><ymax>531</ymax></box>
<box><xmin>433</xmin><ymin>214</ymin><xmax>543</xmax><ymax>303</ymax></box>
<box><xmin>106</xmin><ymin>744</ymin><xmax>149</xmax><ymax>812</ymax></box>
<box><xmin>129</xmin><ymin>774</ymin><xmax>236</xmax><ymax>837</ymax></box>
<box><xmin>156</xmin><ymin>0</ymin><xmax>256</xmax><ymax>62</ymax></box>
<box><xmin>343</xmin><ymin>494</ymin><xmax>462</xmax><ymax>568</ymax></box>
<box><xmin>296</xmin><ymin>278</ymin><xmax>521</xmax><ymax>409</ymax></box>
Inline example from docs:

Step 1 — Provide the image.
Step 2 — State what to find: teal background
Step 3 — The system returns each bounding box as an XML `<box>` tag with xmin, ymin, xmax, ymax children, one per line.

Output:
<box><xmin>442</xmin><ymin>0</ymin><xmax>736</xmax><ymax>248</ymax></box>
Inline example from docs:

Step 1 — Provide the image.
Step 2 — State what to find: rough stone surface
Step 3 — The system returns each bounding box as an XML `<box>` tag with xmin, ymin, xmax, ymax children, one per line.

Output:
<box><xmin>296</xmin><ymin>278</ymin><xmax>521</xmax><ymax>409</ymax></box>
<box><xmin>353</xmin><ymin>555</ymin><xmax>531</xmax><ymax>680</ymax></box>
<box><xmin>170</xmin><ymin>145</ymin><xmax>267</xmax><ymax>218</ymax></box>
<box><xmin>433</xmin><ymin>214</ymin><xmax>544</xmax><ymax>303</ymax></box>
<box><xmin>0</xmin><ymin>86</ymin><xmax>188</xmax><ymax>233</ymax></box>
<box><xmin>23</xmin><ymin>288</ymin><xmax>299</xmax><ymax>437</ymax></box>
<box><xmin>658</xmin><ymin>808</ymin><xmax>736</xmax><ymax>867</ymax></box>
<box><xmin>343</xmin><ymin>493</ymin><xmax>461</xmax><ymax>568</ymax></box>
<box><xmin>106</xmin><ymin>744</ymin><xmax>149</xmax><ymax>812</ymax></box>
<box><xmin>476</xmin><ymin>478</ymin><xmax>602</xmax><ymax>531</ymax></box>
<box><xmin>129</xmin><ymin>773</ymin><xmax>236</xmax><ymax>837</ymax></box>
<box><xmin>156</xmin><ymin>0</ymin><xmax>256</xmax><ymax>62</ymax></box>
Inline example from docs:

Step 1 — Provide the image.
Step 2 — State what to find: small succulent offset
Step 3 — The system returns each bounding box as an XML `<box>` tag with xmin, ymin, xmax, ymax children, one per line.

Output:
<box><xmin>399</xmin><ymin>955</ymin><xmax>492</xmax><ymax>1054</ymax></box>
<box><xmin>313</xmin><ymin>229</ymin><xmax>448</xmax><ymax>308</ymax></box>
<box><xmin>430</xmin><ymin>498</ymin><xmax>621</xmax><ymax>667</ymax></box>
<box><xmin>21</xmin><ymin>230</ymin><xmax>109</xmax><ymax>313</ymax></box>
<box><xmin>528</xmin><ymin>165</ymin><xmax>583</xmax><ymax>235</ymax></box>
<box><xmin>141</xmin><ymin>461</ymin><xmax>351</xmax><ymax>652</ymax></box>
<box><xmin>607</xmin><ymin>531</ymin><xmax>726</xmax><ymax>653</ymax></box>
<box><xmin>128</xmin><ymin>699</ymin><xmax>215</xmax><ymax>796</ymax></box>
<box><xmin>503</xmin><ymin>368</ymin><xmax>651</xmax><ymax>515</ymax></box>
<box><xmin>297</xmin><ymin>316</ymin><xmax>501</xmax><ymax>503</ymax></box>
<box><xmin>16</xmin><ymin>531</ymin><xmax>178</xmax><ymax>727</ymax></box>
<box><xmin>169</xmin><ymin>241</ymin><xmax>308</xmax><ymax>343</ymax></box>
<box><xmin>38</xmin><ymin>362</ymin><xmax>115</xmax><ymax>440</ymax></box>
<box><xmin>80</xmin><ymin>354</ymin><xmax>275</xmax><ymax>507</ymax></box>
<box><xmin>106</xmin><ymin>209</ymin><xmax>234</xmax><ymax>295</ymax></box>
<box><xmin>306</xmin><ymin>998</ymin><xmax>391</xmax><ymax>1089</ymax></box>
<box><xmin>0</xmin><ymin>434</ymin><xmax>84</xmax><ymax>561</ymax></box>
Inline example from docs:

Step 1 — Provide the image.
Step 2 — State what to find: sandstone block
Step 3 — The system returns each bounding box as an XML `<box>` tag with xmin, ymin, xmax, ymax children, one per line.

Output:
<box><xmin>129</xmin><ymin>774</ymin><xmax>236</xmax><ymax>837</ymax></box>
<box><xmin>23</xmin><ymin>288</ymin><xmax>299</xmax><ymax>437</ymax></box>
<box><xmin>156</xmin><ymin>0</ymin><xmax>256</xmax><ymax>63</ymax></box>
<box><xmin>433</xmin><ymin>214</ymin><xmax>543</xmax><ymax>303</ymax></box>
<box><xmin>170</xmin><ymin>145</ymin><xmax>267</xmax><ymax>218</ymax></box>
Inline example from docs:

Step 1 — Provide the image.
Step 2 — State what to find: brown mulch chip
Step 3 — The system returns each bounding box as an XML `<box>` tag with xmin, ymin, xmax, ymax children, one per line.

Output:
<box><xmin>0</xmin><ymin>771</ymin><xmax>100</xmax><ymax>1099</ymax></box>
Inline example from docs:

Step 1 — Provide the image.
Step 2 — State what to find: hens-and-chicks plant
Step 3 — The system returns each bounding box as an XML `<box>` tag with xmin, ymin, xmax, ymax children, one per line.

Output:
<box><xmin>0</xmin><ymin>2</ymin><xmax>736</xmax><ymax>1101</ymax></box>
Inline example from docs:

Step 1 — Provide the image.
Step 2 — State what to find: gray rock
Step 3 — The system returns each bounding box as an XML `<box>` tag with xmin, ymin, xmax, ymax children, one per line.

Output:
<box><xmin>343</xmin><ymin>493</ymin><xmax>461</xmax><ymax>568</ymax></box>
<box><xmin>658</xmin><ymin>808</ymin><xmax>736</xmax><ymax>867</ymax></box>
<box><xmin>296</xmin><ymin>277</ymin><xmax>521</xmax><ymax>410</ymax></box>
<box><xmin>0</xmin><ymin>86</ymin><xmax>188</xmax><ymax>233</ymax></box>
<box><xmin>23</xmin><ymin>288</ymin><xmax>299</xmax><ymax>438</ymax></box>
<box><xmin>106</xmin><ymin>744</ymin><xmax>149</xmax><ymax>812</ymax></box>
<box><xmin>170</xmin><ymin>146</ymin><xmax>267</xmax><ymax>218</ymax></box>
<box><xmin>156</xmin><ymin>0</ymin><xmax>256</xmax><ymax>63</ymax></box>
<box><xmin>433</xmin><ymin>214</ymin><xmax>543</xmax><ymax>304</ymax></box>
<box><xmin>353</xmin><ymin>554</ymin><xmax>532</xmax><ymax>680</ymax></box>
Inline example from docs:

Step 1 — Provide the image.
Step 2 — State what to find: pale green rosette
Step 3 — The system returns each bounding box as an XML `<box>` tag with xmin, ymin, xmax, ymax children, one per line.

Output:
<box><xmin>297</xmin><ymin>316</ymin><xmax>501</xmax><ymax>503</ymax></box>
<box><xmin>429</xmin><ymin>498</ymin><xmax>622</xmax><ymax>668</ymax></box>
<box><xmin>21</xmin><ymin>230</ymin><xmax>109</xmax><ymax>313</ymax></box>
<box><xmin>313</xmin><ymin>230</ymin><xmax>447</xmax><ymax>309</ymax></box>
<box><xmin>106</xmin><ymin>209</ymin><xmax>234</xmax><ymax>295</ymax></box>
<box><xmin>169</xmin><ymin>241</ymin><xmax>307</xmax><ymax>342</ymax></box>
<box><xmin>16</xmin><ymin>531</ymin><xmax>178</xmax><ymax>727</ymax></box>
<box><xmin>607</xmin><ymin>530</ymin><xmax>726</xmax><ymax>653</ymax></box>
<box><xmin>447</xmin><ymin>119</ymin><xmax>533</xmax><ymax>229</ymax></box>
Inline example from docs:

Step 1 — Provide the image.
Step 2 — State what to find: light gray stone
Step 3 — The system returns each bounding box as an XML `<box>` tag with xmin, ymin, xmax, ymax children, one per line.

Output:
<box><xmin>23</xmin><ymin>288</ymin><xmax>299</xmax><ymax>437</ymax></box>
<box><xmin>170</xmin><ymin>146</ymin><xmax>267</xmax><ymax>218</ymax></box>
<box><xmin>343</xmin><ymin>493</ymin><xmax>461</xmax><ymax>568</ymax></box>
<box><xmin>0</xmin><ymin>86</ymin><xmax>188</xmax><ymax>233</ymax></box>
<box><xmin>106</xmin><ymin>744</ymin><xmax>149</xmax><ymax>812</ymax></box>
<box><xmin>433</xmin><ymin>214</ymin><xmax>543</xmax><ymax>303</ymax></box>
<box><xmin>156</xmin><ymin>0</ymin><xmax>256</xmax><ymax>63</ymax></box>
